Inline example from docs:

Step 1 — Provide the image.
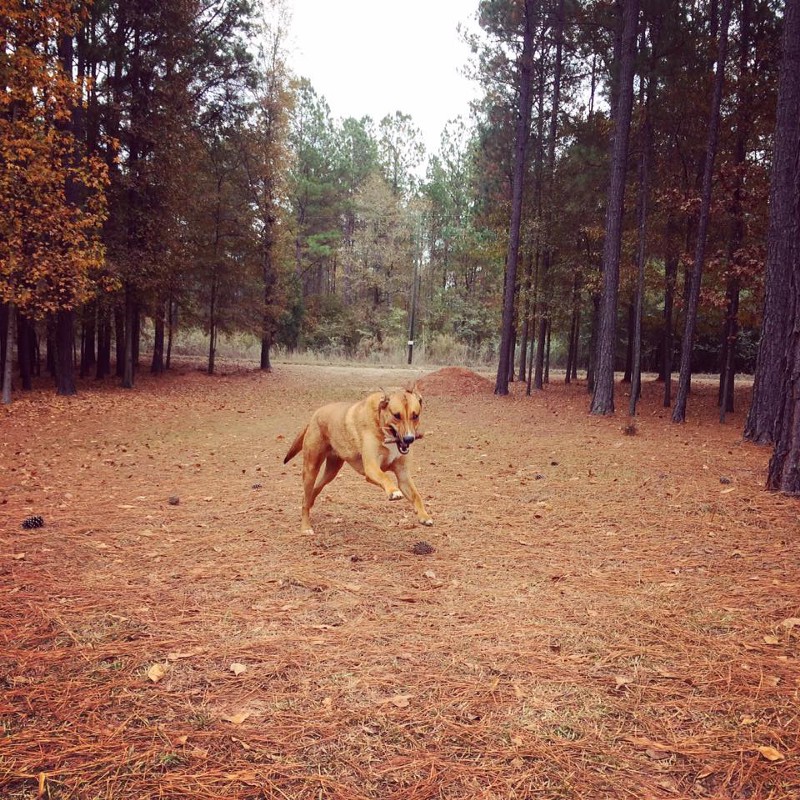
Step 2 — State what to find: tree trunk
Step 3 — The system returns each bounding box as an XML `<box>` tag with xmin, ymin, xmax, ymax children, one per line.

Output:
<box><xmin>96</xmin><ymin>304</ymin><xmax>111</xmax><ymax>379</ymax></box>
<box><xmin>517</xmin><ymin>251</ymin><xmax>533</xmax><ymax>383</ymax></box>
<box><xmin>18</xmin><ymin>312</ymin><xmax>33</xmax><ymax>390</ymax></box>
<box><xmin>525</xmin><ymin>251</ymin><xmax>540</xmax><ymax>395</ymax></box>
<box><xmin>630</xmin><ymin>71</ymin><xmax>653</xmax><ymax>416</ymax></box>
<box><xmin>661</xmin><ymin>216</ymin><xmax>679</xmax><ymax>405</ymax></box>
<box><xmin>260</xmin><ymin>334</ymin><xmax>272</xmax><ymax>371</ymax></box>
<box><xmin>132</xmin><ymin>305</ymin><xmax>140</xmax><ymax>370</ymax></box>
<box><xmin>122</xmin><ymin>288</ymin><xmax>135</xmax><ymax>389</ymax></box>
<box><xmin>533</xmin><ymin>312</ymin><xmax>547</xmax><ymax>390</ymax></box>
<box><xmin>114</xmin><ymin>304</ymin><xmax>125</xmax><ymax>378</ymax></box>
<box><xmin>54</xmin><ymin>309</ymin><xmax>76</xmax><ymax>396</ymax></box>
<box><xmin>544</xmin><ymin>319</ymin><xmax>551</xmax><ymax>384</ymax></box>
<box><xmin>208</xmin><ymin>271</ymin><xmax>217</xmax><ymax>375</ymax></box>
<box><xmin>746</xmin><ymin>1</ymin><xmax>799</xmax><ymax>444</ymax></box>
<box><xmin>672</xmin><ymin>0</ymin><xmax>733</xmax><ymax>422</ymax></box>
<box><xmin>46</xmin><ymin>318</ymin><xmax>55</xmax><ymax>376</ymax></box>
<box><xmin>532</xmin><ymin>0</ymin><xmax>565</xmax><ymax>391</ymax></box>
<box><xmin>0</xmin><ymin>305</ymin><xmax>6</xmax><ymax>384</ymax></box>
<box><xmin>495</xmin><ymin>0</ymin><xmax>536</xmax><ymax>395</ymax></box>
<box><xmin>2</xmin><ymin>303</ymin><xmax>15</xmax><ymax>404</ymax></box>
<box><xmin>623</xmin><ymin>301</ymin><xmax>634</xmax><ymax>384</ymax></box>
<box><xmin>587</xmin><ymin>293</ymin><xmax>600</xmax><ymax>394</ymax></box>
<box><xmin>517</xmin><ymin>315</ymin><xmax>529</xmax><ymax>383</ymax></box>
<box><xmin>166</xmin><ymin>296</ymin><xmax>175</xmax><ymax>370</ymax></box>
<box><xmin>80</xmin><ymin>304</ymin><xmax>96</xmax><ymax>378</ymax></box>
<box><xmin>763</xmin><ymin>0</ymin><xmax>800</xmax><ymax>487</ymax></box>
<box><xmin>565</xmin><ymin>308</ymin><xmax>575</xmax><ymax>385</ymax></box>
<box><xmin>152</xmin><ymin>301</ymin><xmax>165</xmax><ymax>374</ymax></box>
<box><xmin>719</xmin><ymin>283</ymin><xmax>739</xmax><ymax>418</ymax></box>
<box><xmin>566</xmin><ymin>276</ymin><xmax>580</xmax><ymax>385</ymax></box>
<box><xmin>570</xmin><ymin>279</ymin><xmax>581</xmax><ymax>382</ymax></box>
<box><xmin>590</xmin><ymin>0</ymin><xmax>640</xmax><ymax>415</ymax></box>
<box><xmin>507</xmin><ymin>327</ymin><xmax>516</xmax><ymax>384</ymax></box>
<box><xmin>260</xmin><ymin>209</ymin><xmax>277</xmax><ymax>371</ymax></box>
<box><xmin>719</xmin><ymin>0</ymin><xmax>751</xmax><ymax>421</ymax></box>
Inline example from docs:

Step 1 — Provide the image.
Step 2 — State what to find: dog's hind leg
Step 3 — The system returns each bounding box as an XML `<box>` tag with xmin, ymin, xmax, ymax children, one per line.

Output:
<box><xmin>301</xmin><ymin>449</ymin><xmax>326</xmax><ymax>534</ymax></box>
<box><xmin>312</xmin><ymin>455</ymin><xmax>344</xmax><ymax>503</ymax></box>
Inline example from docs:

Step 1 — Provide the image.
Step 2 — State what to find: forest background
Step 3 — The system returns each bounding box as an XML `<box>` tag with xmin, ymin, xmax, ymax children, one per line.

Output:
<box><xmin>2</xmin><ymin>0</ymin><xmax>800</xmax><ymax>479</ymax></box>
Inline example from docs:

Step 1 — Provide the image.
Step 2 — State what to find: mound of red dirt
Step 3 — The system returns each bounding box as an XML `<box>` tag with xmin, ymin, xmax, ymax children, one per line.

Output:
<box><xmin>417</xmin><ymin>366</ymin><xmax>493</xmax><ymax>396</ymax></box>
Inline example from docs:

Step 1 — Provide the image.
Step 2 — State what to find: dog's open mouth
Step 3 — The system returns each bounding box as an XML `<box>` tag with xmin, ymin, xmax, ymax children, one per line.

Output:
<box><xmin>385</xmin><ymin>431</ymin><xmax>411</xmax><ymax>455</ymax></box>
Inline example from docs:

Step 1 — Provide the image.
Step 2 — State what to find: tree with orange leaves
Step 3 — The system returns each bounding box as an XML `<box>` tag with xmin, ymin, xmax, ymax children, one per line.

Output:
<box><xmin>0</xmin><ymin>0</ymin><xmax>109</xmax><ymax>401</ymax></box>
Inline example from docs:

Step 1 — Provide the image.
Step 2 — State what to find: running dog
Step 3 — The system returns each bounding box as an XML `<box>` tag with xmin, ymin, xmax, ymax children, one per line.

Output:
<box><xmin>283</xmin><ymin>387</ymin><xmax>433</xmax><ymax>534</ymax></box>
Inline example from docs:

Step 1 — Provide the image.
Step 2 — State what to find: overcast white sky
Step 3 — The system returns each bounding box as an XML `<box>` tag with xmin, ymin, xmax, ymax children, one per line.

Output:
<box><xmin>285</xmin><ymin>0</ymin><xmax>480</xmax><ymax>154</ymax></box>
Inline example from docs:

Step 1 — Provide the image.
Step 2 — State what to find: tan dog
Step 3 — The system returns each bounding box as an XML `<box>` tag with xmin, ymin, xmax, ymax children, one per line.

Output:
<box><xmin>283</xmin><ymin>387</ymin><xmax>433</xmax><ymax>534</ymax></box>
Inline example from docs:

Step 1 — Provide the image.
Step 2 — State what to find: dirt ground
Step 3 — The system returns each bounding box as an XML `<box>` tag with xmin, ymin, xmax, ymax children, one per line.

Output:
<box><xmin>1</xmin><ymin>362</ymin><xmax>798</xmax><ymax>799</ymax></box>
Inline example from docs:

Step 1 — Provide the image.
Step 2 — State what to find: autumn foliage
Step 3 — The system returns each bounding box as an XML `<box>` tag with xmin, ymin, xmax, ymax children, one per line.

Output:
<box><xmin>0</xmin><ymin>0</ymin><xmax>109</xmax><ymax>317</ymax></box>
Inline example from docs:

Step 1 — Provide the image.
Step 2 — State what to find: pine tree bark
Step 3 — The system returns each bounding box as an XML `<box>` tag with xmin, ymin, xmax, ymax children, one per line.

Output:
<box><xmin>495</xmin><ymin>0</ymin><xmax>536</xmax><ymax>395</ymax></box>
<box><xmin>151</xmin><ymin>300</ymin><xmax>165</xmax><ymax>374</ymax></box>
<box><xmin>54</xmin><ymin>310</ymin><xmax>76</xmax><ymax>396</ymax></box>
<box><xmin>764</xmin><ymin>0</ymin><xmax>800</xmax><ymax>489</ymax></box>
<box><xmin>661</xmin><ymin>216</ymin><xmax>679</xmax><ymax>405</ymax></box>
<box><xmin>590</xmin><ymin>0</ymin><xmax>640</xmax><ymax>415</ymax></box>
<box><xmin>96</xmin><ymin>304</ymin><xmax>111</xmax><ymax>379</ymax></box>
<box><xmin>122</xmin><ymin>288</ymin><xmax>135</xmax><ymax>389</ymax></box>
<box><xmin>533</xmin><ymin>0</ymin><xmax>565</xmax><ymax>391</ymax></box>
<box><xmin>80</xmin><ymin>304</ymin><xmax>96</xmax><ymax>378</ymax></box>
<box><xmin>18</xmin><ymin>312</ymin><xmax>32</xmax><ymax>390</ymax></box>
<box><xmin>629</xmin><ymin>125</ymin><xmax>651</xmax><ymax>415</ymax></box>
<box><xmin>672</xmin><ymin>0</ymin><xmax>733</xmax><ymax>422</ymax></box>
<box><xmin>718</xmin><ymin>0</ymin><xmax>752</xmax><ymax>421</ymax></box>
<box><xmin>53</xmin><ymin>24</ymin><xmax>79</xmax><ymax>397</ymax></box>
<box><xmin>746</xmin><ymin>0</ymin><xmax>800</xmax><ymax>445</ymax></box>
<box><xmin>2</xmin><ymin>303</ymin><xmax>14</xmax><ymax>404</ymax></box>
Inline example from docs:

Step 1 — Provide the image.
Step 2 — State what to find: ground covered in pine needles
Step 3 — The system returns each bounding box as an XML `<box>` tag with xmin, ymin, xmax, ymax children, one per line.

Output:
<box><xmin>1</xmin><ymin>362</ymin><xmax>799</xmax><ymax>799</ymax></box>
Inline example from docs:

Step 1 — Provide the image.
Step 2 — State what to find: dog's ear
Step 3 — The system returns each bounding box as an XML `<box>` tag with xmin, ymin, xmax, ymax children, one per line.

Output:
<box><xmin>407</xmin><ymin>381</ymin><xmax>422</xmax><ymax>404</ymax></box>
<box><xmin>378</xmin><ymin>390</ymin><xmax>389</xmax><ymax>410</ymax></box>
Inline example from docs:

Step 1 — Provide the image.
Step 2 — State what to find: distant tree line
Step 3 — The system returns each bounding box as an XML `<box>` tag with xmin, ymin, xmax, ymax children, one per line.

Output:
<box><xmin>2</xmin><ymin>0</ymin><xmax>800</xmax><ymax>488</ymax></box>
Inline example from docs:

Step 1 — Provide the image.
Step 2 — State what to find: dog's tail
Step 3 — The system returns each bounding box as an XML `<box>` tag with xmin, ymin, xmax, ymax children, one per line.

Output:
<box><xmin>283</xmin><ymin>427</ymin><xmax>307</xmax><ymax>464</ymax></box>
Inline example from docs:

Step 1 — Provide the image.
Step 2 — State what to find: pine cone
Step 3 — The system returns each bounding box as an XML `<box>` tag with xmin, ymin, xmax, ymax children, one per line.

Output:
<box><xmin>21</xmin><ymin>515</ymin><xmax>44</xmax><ymax>529</ymax></box>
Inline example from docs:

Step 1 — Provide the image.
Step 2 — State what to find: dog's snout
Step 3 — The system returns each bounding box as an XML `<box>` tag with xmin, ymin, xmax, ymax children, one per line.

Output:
<box><xmin>402</xmin><ymin>434</ymin><xmax>415</xmax><ymax>445</ymax></box>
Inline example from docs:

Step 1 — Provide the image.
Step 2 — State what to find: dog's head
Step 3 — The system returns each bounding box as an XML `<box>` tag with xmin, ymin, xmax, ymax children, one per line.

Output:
<box><xmin>379</xmin><ymin>385</ymin><xmax>424</xmax><ymax>455</ymax></box>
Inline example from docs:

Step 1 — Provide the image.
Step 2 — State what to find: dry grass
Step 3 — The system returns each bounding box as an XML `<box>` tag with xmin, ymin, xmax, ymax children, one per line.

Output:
<box><xmin>1</xmin><ymin>363</ymin><xmax>798</xmax><ymax>799</ymax></box>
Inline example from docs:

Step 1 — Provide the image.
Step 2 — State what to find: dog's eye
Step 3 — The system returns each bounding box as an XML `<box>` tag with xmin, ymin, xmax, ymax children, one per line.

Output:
<box><xmin>411</xmin><ymin>413</ymin><xmax>419</xmax><ymax>420</ymax></box>
<box><xmin>393</xmin><ymin>412</ymin><xmax>402</xmax><ymax>420</ymax></box>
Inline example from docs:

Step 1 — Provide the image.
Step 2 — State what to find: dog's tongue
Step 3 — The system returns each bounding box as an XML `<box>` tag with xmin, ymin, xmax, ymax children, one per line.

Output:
<box><xmin>398</xmin><ymin>441</ymin><xmax>409</xmax><ymax>454</ymax></box>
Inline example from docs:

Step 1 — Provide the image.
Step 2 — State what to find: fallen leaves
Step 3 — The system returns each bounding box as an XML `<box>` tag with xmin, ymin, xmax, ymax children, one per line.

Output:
<box><xmin>146</xmin><ymin>663</ymin><xmax>168</xmax><ymax>683</ymax></box>
<box><xmin>166</xmin><ymin>647</ymin><xmax>206</xmax><ymax>661</ymax></box>
<box><xmin>377</xmin><ymin>694</ymin><xmax>413</xmax><ymax>708</ymax></box>
<box><xmin>221</xmin><ymin>710</ymin><xmax>251</xmax><ymax>725</ymax></box>
<box><xmin>623</xmin><ymin>735</ymin><xmax>675</xmax><ymax>756</ymax></box>
<box><xmin>756</xmin><ymin>745</ymin><xmax>785</xmax><ymax>762</ymax></box>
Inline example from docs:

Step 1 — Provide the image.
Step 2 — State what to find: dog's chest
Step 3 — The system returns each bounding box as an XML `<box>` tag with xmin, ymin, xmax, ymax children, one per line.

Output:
<box><xmin>381</xmin><ymin>443</ymin><xmax>402</xmax><ymax>466</ymax></box>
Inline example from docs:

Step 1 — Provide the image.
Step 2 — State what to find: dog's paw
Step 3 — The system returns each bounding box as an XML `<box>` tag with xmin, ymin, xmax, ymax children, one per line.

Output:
<box><xmin>301</xmin><ymin>526</ymin><xmax>315</xmax><ymax>535</ymax></box>
<box><xmin>419</xmin><ymin>517</ymin><xmax>434</xmax><ymax>526</ymax></box>
<box><xmin>389</xmin><ymin>490</ymin><xmax>404</xmax><ymax>501</ymax></box>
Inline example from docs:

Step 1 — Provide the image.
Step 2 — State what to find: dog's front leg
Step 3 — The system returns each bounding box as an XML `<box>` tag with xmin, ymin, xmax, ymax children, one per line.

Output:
<box><xmin>392</xmin><ymin>461</ymin><xmax>433</xmax><ymax>526</ymax></box>
<box><xmin>360</xmin><ymin>444</ymin><xmax>403</xmax><ymax>500</ymax></box>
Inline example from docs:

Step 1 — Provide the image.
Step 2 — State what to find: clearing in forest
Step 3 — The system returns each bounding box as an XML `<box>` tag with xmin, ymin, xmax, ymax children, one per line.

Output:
<box><xmin>1</xmin><ymin>363</ymin><xmax>798</xmax><ymax>799</ymax></box>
